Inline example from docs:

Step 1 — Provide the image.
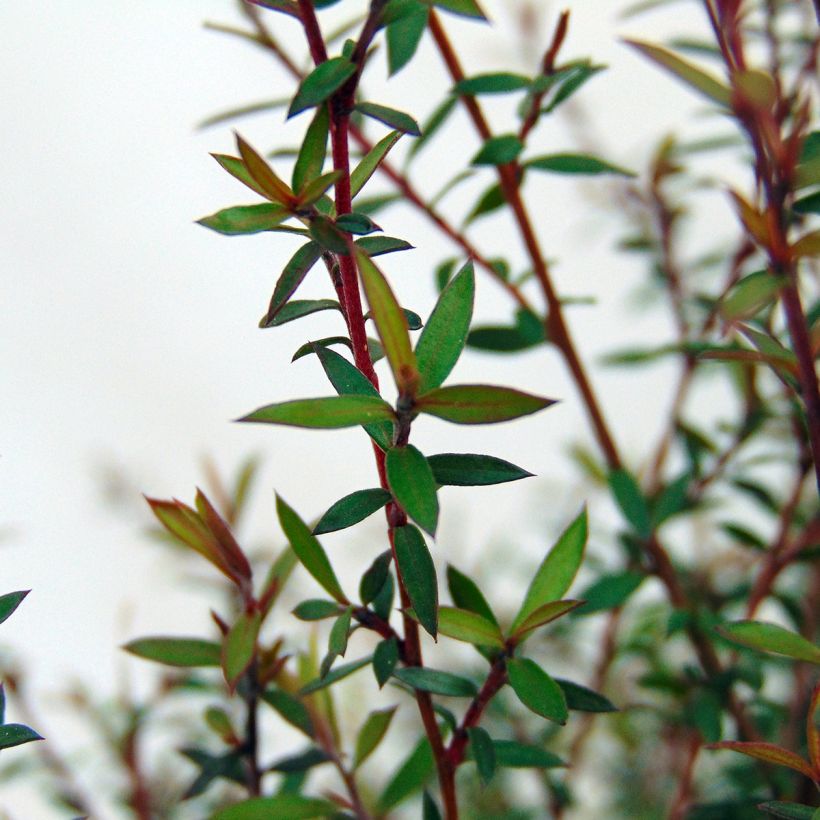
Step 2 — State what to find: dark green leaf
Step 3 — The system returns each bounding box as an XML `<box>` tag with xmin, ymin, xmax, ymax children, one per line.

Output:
<box><xmin>261</xmin><ymin>242</ymin><xmax>324</xmax><ymax>325</ymax></box>
<box><xmin>395</xmin><ymin>666</ymin><xmax>478</xmax><ymax>697</ymax></box>
<box><xmin>794</xmin><ymin>190</ymin><xmax>820</xmax><ymax>216</ymax></box>
<box><xmin>355</xmin><ymin>102</ymin><xmax>421</xmax><ymax>136</ymax></box>
<box><xmin>472</xmin><ymin>134</ymin><xmax>523</xmax><ymax>166</ymax></box>
<box><xmin>464</xmin><ymin>182</ymin><xmax>505</xmax><ymax>224</ymax></box>
<box><xmin>422</xmin><ymin>791</ymin><xmax>443</xmax><ymax>820</ymax></box>
<box><xmin>415</xmin><ymin>261</ymin><xmax>475</xmax><ymax>392</ymax></box>
<box><xmin>314</xmin><ymin>488</ymin><xmax>391</xmax><ymax>535</ymax></box>
<box><xmin>373</xmin><ymin>636</ymin><xmax>400</xmax><ymax>688</ymax></box>
<box><xmin>575</xmin><ymin>571</ymin><xmax>644</xmax><ymax>615</ymax></box>
<box><xmin>292</xmin><ymin>336</ymin><xmax>352</xmax><ymax>362</ymax></box>
<box><xmin>292</xmin><ymin>105</ymin><xmax>330</xmax><ymax>194</ymax></box>
<box><xmin>757</xmin><ymin>802</ymin><xmax>817</xmax><ymax>819</ymax></box>
<box><xmin>446</xmin><ymin>565</ymin><xmax>498</xmax><ymax>626</ymax></box>
<box><xmin>609</xmin><ymin>469</ymin><xmax>652</xmax><ymax>538</ymax></box>
<box><xmin>260</xmin><ymin>298</ymin><xmax>341</xmax><ymax>328</ymax></box>
<box><xmin>555</xmin><ymin>678</ymin><xmax>617</xmax><ymax>712</ymax></box>
<box><xmin>336</xmin><ymin>212</ymin><xmax>380</xmax><ymax>235</ymax></box>
<box><xmin>0</xmin><ymin>590</ymin><xmax>29</xmax><ymax>626</ymax></box>
<box><xmin>0</xmin><ymin>724</ymin><xmax>42</xmax><ymax>750</ymax></box>
<box><xmin>425</xmin><ymin>0</ymin><xmax>486</xmax><ymax>18</ymax></box>
<box><xmin>300</xmin><ymin>655</ymin><xmax>372</xmax><ymax>695</ymax></box>
<box><xmin>525</xmin><ymin>153</ymin><xmax>635</xmax><ymax>176</ymax></box>
<box><xmin>212</xmin><ymin>795</ymin><xmax>337</xmax><ymax>819</ymax></box>
<box><xmin>386</xmin><ymin>1</ymin><xmax>429</xmax><ymax>75</ymax></box>
<box><xmin>289</xmin><ymin>57</ymin><xmax>356</xmax><ymax>118</ymax></box>
<box><xmin>241</xmin><ymin>395</ymin><xmax>394</xmax><ymax>429</ymax></box>
<box><xmin>354</xmin><ymin>706</ymin><xmax>397</xmax><ymax>768</ymax></box>
<box><xmin>393</xmin><ymin>524</ymin><xmax>438</xmax><ymax>637</ymax></box>
<box><xmin>542</xmin><ymin>62</ymin><xmax>606</xmax><ymax>112</ymax></box>
<box><xmin>355</xmin><ymin>235</ymin><xmax>414</xmax><ymax>256</ymax></box>
<box><xmin>416</xmin><ymin>384</ymin><xmax>556</xmax><ymax>424</ymax></box>
<box><xmin>386</xmin><ymin>445</ymin><xmax>439</xmax><ymax>536</ymax></box>
<box><xmin>124</xmin><ymin>637</ymin><xmax>222</xmax><ymax>668</ymax></box>
<box><xmin>468</xmin><ymin>726</ymin><xmax>496</xmax><ymax>784</ymax></box>
<box><xmin>309</xmin><ymin>214</ymin><xmax>350</xmax><ymax>253</ymax></box>
<box><xmin>197</xmin><ymin>203</ymin><xmax>290</xmax><ymax>236</ymax></box>
<box><xmin>181</xmin><ymin>747</ymin><xmax>245</xmax><ymax>799</ymax></box>
<box><xmin>262</xmin><ymin>687</ymin><xmax>315</xmax><ymax>737</ymax></box>
<box><xmin>293</xmin><ymin>599</ymin><xmax>341</xmax><ymax>620</ymax></box>
<box><xmin>276</xmin><ymin>495</ymin><xmax>348</xmax><ymax>603</ymax></box>
<box><xmin>351</xmin><ymin>131</ymin><xmax>402</xmax><ymax>197</ymax></box>
<box><xmin>455</xmin><ymin>73</ymin><xmax>531</xmax><ymax>95</ymax></box>
<box><xmin>429</xmin><ymin>453</ymin><xmax>533</xmax><ymax>486</ymax></box>
<box><xmin>716</xmin><ymin>621</ymin><xmax>820</xmax><ymax>664</ymax></box>
<box><xmin>467</xmin><ymin>318</ymin><xmax>545</xmax><ymax>352</ymax></box>
<box><xmin>491</xmin><ymin>740</ymin><xmax>565</xmax><ymax>768</ymax></box>
<box><xmin>223</xmin><ymin>610</ymin><xmax>261</xmax><ymax>688</ymax></box>
<box><xmin>378</xmin><ymin>737</ymin><xmax>434</xmax><ymax>811</ymax></box>
<box><xmin>269</xmin><ymin>747</ymin><xmax>331</xmax><ymax>774</ymax></box>
<box><xmin>359</xmin><ymin>550</ymin><xmax>393</xmax><ymax>604</ymax></box>
<box><xmin>328</xmin><ymin>607</ymin><xmax>352</xmax><ymax>657</ymax></box>
<box><xmin>507</xmin><ymin>658</ymin><xmax>568</xmax><ymax>724</ymax></box>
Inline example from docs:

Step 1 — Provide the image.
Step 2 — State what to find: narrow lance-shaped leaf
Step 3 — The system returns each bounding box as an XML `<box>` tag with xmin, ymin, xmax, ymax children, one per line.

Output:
<box><xmin>555</xmin><ymin>678</ymin><xmax>617</xmax><ymax>713</ymax></box>
<box><xmin>511</xmin><ymin>509</ymin><xmax>587</xmax><ymax>631</ymax></box>
<box><xmin>446</xmin><ymin>564</ymin><xmax>498</xmax><ymax>626</ymax></box>
<box><xmin>235</xmin><ymin>133</ymin><xmax>295</xmax><ymax>205</ymax></box>
<box><xmin>416</xmin><ymin>384</ymin><xmax>556</xmax><ymax>424</ymax></box>
<box><xmin>300</xmin><ymin>655</ymin><xmax>372</xmax><ymax>695</ymax></box>
<box><xmin>609</xmin><ymin>469</ymin><xmax>652</xmax><ymax>538</ymax></box>
<box><xmin>373</xmin><ymin>636</ymin><xmax>399</xmax><ymax>688</ymax></box>
<box><xmin>716</xmin><ymin>621</ymin><xmax>820</xmax><ymax>664</ymax></box>
<box><xmin>262</xmin><ymin>242</ymin><xmax>324</xmax><ymax>325</ymax></box>
<box><xmin>468</xmin><ymin>726</ymin><xmax>496</xmax><ymax>785</ymax></box>
<box><xmin>524</xmin><ymin>153</ymin><xmax>635</xmax><ymax>177</ymax></box>
<box><xmin>276</xmin><ymin>495</ymin><xmax>348</xmax><ymax>604</ymax></box>
<box><xmin>356</xmin><ymin>102</ymin><xmax>421</xmax><ymax>136</ymax></box>
<box><xmin>511</xmin><ymin>599</ymin><xmax>585</xmax><ymax>644</ymax></box>
<box><xmin>359</xmin><ymin>550</ymin><xmax>392</xmax><ymax>605</ymax></box>
<box><xmin>123</xmin><ymin>637</ymin><xmax>222</xmax><ymax>668</ymax></box>
<box><xmin>240</xmin><ymin>395</ymin><xmax>395</xmax><ymax>429</ymax></box>
<box><xmin>197</xmin><ymin>203</ymin><xmax>290</xmax><ymax>236</ymax></box>
<box><xmin>262</xmin><ymin>687</ymin><xmax>315</xmax><ymax>738</ymax></box>
<box><xmin>425</xmin><ymin>0</ymin><xmax>486</xmax><ymax>19</ymax></box>
<box><xmin>455</xmin><ymin>72</ymin><xmax>531</xmax><ymax>95</ymax></box>
<box><xmin>756</xmin><ymin>802</ymin><xmax>817</xmax><ymax>820</ymax></box>
<box><xmin>288</xmin><ymin>57</ymin><xmax>357</xmax><ymax>118</ymax></box>
<box><xmin>393</xmin><ymin>524</ymin><xmax>438</xmax><ymax>637</ymax></box>
<box><xmin>0</xmin><ymin>724</ymin><xmax>43</xmax><ymax>750</ymax></box>
<box><xmin>395</xmin><ymin>666</ymin><xmax>478</xmax><ymax>697</ymax></box>
<box><xmin>354</xmin><ymin>706</ymin><xmax>398</xmax><ymax>768</ymax></box>
<box><xmin>386</xmin><ymin>445</ymin><xmax>440</xmax><ymax>536</ymax></box>
<box><xmin>472</xmin><ymin>134</ymin><xmax>523</xmax><ymax>166</ymax></box>
<box><xmin>575</xmin><ymin>571</ymin><xmax>644</xmax><ymax>615</ymax></box>
<box><xmin>386</xmin><ymin>0</ymin><xmax>428</xmax><ymax>75</ymax></box>
<box><xmin>211</xmin><ymin>153</ymin><xmax>268</xmax><ymax>198</ymax></box>
<box><xmin>314</xmin><ymin>488</ymin><xmax>392</xmax><ymax>535</ymax></box>
<box><xmin>351</xmin><ymin>131</ymin><xmax>403</xmax><ymax>197</ymax></box>
<box><xmin>378</xmin><ymin>737</ymin><xmax>435</xmax><ymax>812</ymax></box>
<box><xmin>261</xmin><ymin>298</ymin><xmax>341</xmax><ymax>328</ymax></box>
<box><xmin>429</xmin><ymin>453</ymin><xmax>533</xmax><ymax>486</ymax></box>
<box><xmin>415</xmin><ymin>261</ymin><xmax>475</xmax><ymax>392</ymax></box>
<box><xmin>707</xmin><ymin>742</ymin><xmax>817</xmax><ymax>780</ymax></box>
<box><xmin>223</xmin><ymin>610</ymin><xmax>262</xmax><ymax>689</ymax></box>
<box><xmin>0</xmin><ymin>590</ymin><xmax>29</xmax><ymax>625</ymax></box>
<box><xmin>328</xmin><ymin>607</ymin><xmax>352</xmax><ymax>658</ymax></box>
<box><xmin>507</xmin><ymin>658</ymin><xmax>568</xmax><ymax>724</ymax></box>
<box><xmin>292</xmin><ymin>104</ymin><xmax>329</xmax><ymax>194</ymax></box>
<box><xmin>436</xmin><ymin>606</ymin><xmax>504</xmax><ymax>648</ymax></box>
<box><xmin>212</xmin><ymin>795</ymin><xmax>338</xmax><ymax>820</ymax></box>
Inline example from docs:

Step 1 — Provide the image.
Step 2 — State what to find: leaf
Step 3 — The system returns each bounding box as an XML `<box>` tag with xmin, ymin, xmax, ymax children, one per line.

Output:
<box><xmin>314</xmin><ymin>488</ymin><xmax>391</xmax><ymax>535</ymax></box>
<box><xmin>292</xmin><ymin>336</ymin><xmax>352</xmax><ymax>362</ymax></box>
<box><xmin>222</xmin><ymin>610</ymin><xmax>262</xmax><ymax>688</ymax></box>
<box><xmin>269</xmin><ymin>747</ymin><xmax>331</xmax><ymax>773</ymax></box>
<box><xmin>300</xmin><ymin>655</ymin><xmax>372</xmax><ymax>694</ymax></box>
<box><xmin>436</xmin><ymin>606</ymin><xmax>504</xmax><ymax>648</ymax></box>
<box><xmin>455</xmin><ymin>72</ymin><xmax>531</xmax><ymax>95</ymax></box>
<box><xmin>240</xmin><ymin>395</ymin><xmax>394</xmax><ymax>429</ymax></box>
<box><xmin>446</xmin><ymin>565</ymin><xmax>498</xmax><ymax>626</ymax></box>
<box><xmin>555</xmin><ymin>678</ymin><xmax>617</xmax><ymax>712</ymax></box>
<box><xmin>0</xmin><ymin>724</ymin><xmax>43</xmax><ymax>750</ymax></box>
<box><xmin>386</xmin><ymin>0</ymin><xmax>429</xmax><ymax>75</ymax></box>
<box><xmin>292</xmin><ymin>599</ymin><xmax>341</xmax><ymax>620</ymax></box>
<box><xmin>721</xmin><ymin>270</ymin><xmax>781</xmax><ymax>320</ymax></box>
<box><xmin>296</xmin><ymin>170</ymin><xmax>342</xmax><ymax>207</ymax></box>
<box><xmin>309</xmin><ymin>214</ymin><xmax>350</xmax><ymax>253</ymax></box>
<box><xmin>262</xmin><ymin>687</ymin><xmax>315</xmax><ymax>737</ymax></box>
<box><xmin>416</xmin><ymin>384</ymin><xmax>556</xmax><ymax>424</ymax></box>
<box><xmin>757</xmin><ymin>803</ymin><xmax>818</xmax><ymax>820</ymax></box>
<box><xmin>507</xmin><ymin>658</ymin><xmax>568</xmax><ymax>724</ymax></box>
<box><xmin>355</xmin><ymin>102</ymin><xmax>420</xmax><ymax>136</ymax></box>
<box><xmin>792</xmin><ymin>230</ymin><xmax>820</xmax><ymax>258</ymax></box>
<box><xmin>211</xmin><ymin>153</ymin><xmax>269</xmax><ymax>198</ymax></box>
<box><xmin>395</xmin><ymin>666</ymin><xmax>478</xmax><ymax>697</ymax></box>
<box><xmin>422</xmin><ymin>791</ymin><xmax>443</xmax><ymax>820</ymax></box>
<box><xmin>289</xmin><ymin>57</ymin><xmax>356</xmax><ymax>118</ymax></box>
<box><xmin>525</xmin><ymin>153</ymin><xmax>635</xmax><ymax>176</ymax></box>
<box><xmin>393</xmin><ymin>524</ymin><xmax>438</xmax><ymax>637</ymax></box>
<box><xmin>623</xmin><ymin>39</ymin><xmax>731</xmax><ymax>107</ymax></box>
<box><xmin>491</xmin><ymin>740</ymin><xmax>565</xmax><ymax>768</ymax></box>
<box><xmin>351</xmin><ymin>131</ymin><xmax>403</xmax><ymax>197</ymax></box>
<box><xmin>468</xmin><ymin>726</ymin><xmax>496</xmax><ymax>784</ymax></box>
<box><xmin>123</xmin><ymin>637</ymin><xmax>222</xmax><ymax>667</ymax></box>
<box><xmin>354</xmin><ymin>706</ymin><xmax>397</xmax><ymax>768</ymax></box>
<box><xmin>211</xmin><ymin>795</ymin><xmax>338</xmax><ymax>820</ymax></box>
<box><xmin>794</xmin><ymin>190</ymin><xmax>820</xmax><ymax>216</ymax></box>
<box><xmin>716</xmin><ymin>621</ymin><xmax>820</xmax><ymax>664</ymax></box>
<box><xmin>609</xmin><ymin>469</ymin><xmax>652</xmax><ymax>538</ymax></box>
<box><xmin>467</xmin><ymin>308</ymin><xmax>545</xmax><ymax>352</ymax></box>
<box><xmin>378</xmin><ymin>737</ymin><xmax>434</xmax><ymax>811</ymax></box>
<box><xmin>472</xmin><ymin>134</ymin><xmax>523</xmax><ymax>166</ymax></box>
<box><xmin>373</xmin><ymin>637</ymin><xmax>400</xmax><ymax>688</ymax></box>
<box><xmin>235</xmin><ymin>134</ymin><xmax>295</xmax><ymax>205</ymax></box>
<box><xmin>355</xmin><ymin>235</ymin><xmax>414</xmax><ymax>256</ymax></box>
<box><xmin>292</xmin><ymin>105</ymin><xmax>330</xmax><ymax>194</ymax></box>
<box><xmin>511</xmin><ymin>509</ymin><xmax>588</xmax><ymax>631</ymax></box>
<box><xmin>511</xmin><ymin>599</ymin><xmax>585</xmax><ymax>644</ymax></box>
<box><xmin>415</xmin><ymin>261</ymin><xmax>475</xmax><ymax>392</ymax></box>
<box><xmin>386</xmin><ymin>445</ymin><xmax>439</xmax><ymax>536</ymax></box>
<box><xmin>575</xmin><ymin>571</ymin><xmax>644</xmax><ymax>615</ymax></box>
<box><xmin>276</xmin><ymin>495</ymin><xmax>348</xmax><ymax>604</ymax></box>
<box><xmin>464</xmin><ymin>182</ymin><xmax>505</xmax><ymax>224</ymax></box>
<box><xmin>261</xmin><ymin>242</ymin><xmax>324</xmax><ymax>325</ymax></box>
<box><xmin>407</xmin><ymin>96</ymin><xmax>458</xmax><ymax>163</ymax></box>
<box><xmin>0</xmin><ymin>590</ymin><xmax>29</xmax><ymax>625</ymax></box>
<box><xmin>335</xmin><ymin>212</ymin><xmax>379</xmax><ymax>236</ymax></box>
<box><xmin>355</xmin><ymin>249</ymin><xmax>419</xmax><ymax>394</ymax></box>
<box><xmin>707</xmin><ymin>742</ymin><xmax>816</xmax><ymax>780</ymax></box>
<box><xmin>426</xmin><ymin>0</ymin><xmax>486</xmax><ymax>18</ymax></box>
<box><xmin>260</xmin><ymin>298</ymin><xmax>341</xmax><ymax>328</ymax></box>
<box><xmin>429</xmin><ymin>453</ymin><xmax>532</xmax><ymax>486</ymax></box>
<box><xmin>197</xmin><ymin>203</ymin><xmax>290</xmax><ymax>235</ymax></box>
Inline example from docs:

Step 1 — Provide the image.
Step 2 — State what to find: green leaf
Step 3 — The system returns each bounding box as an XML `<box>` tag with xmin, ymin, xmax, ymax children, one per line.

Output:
<box><xmin>292</xmin><ymin>599</ymin><xmax>341</xmax><ymax>621</ymax></box>
<box><xmin>507</xmin><ymin>658</ymin><xmax>568</xmax><ymax>724</ymax></box>
<box><xmin>373</xmin><ymin>636</ymin><xmax>400</xmax><ymax>688</ymax></box>
<box><xmin>446</xmin><ymin>565</ymin><xmax>498</xmax><ymax>626</ymax></box>
<box><xmin>395</xmin><ymin>666</ymin><xmax>478</xmax><ymax>697</ymax></box>
<box><xmin>313</xmin><ymin>346</ymin><xmax>394</xmax><ymax>451</ymax></box>
<box><xmin>314</xmin><ymin>488</ymin><xmax>391</xmax><ymax>535</ymax></box>
<box><xmin>609</xmin><ymin>469</ymin><xmax>652</xmax><ymax>538</ymax></box>
<box><xmin>575</xmin><ymin>571</ymin><xmax>644</xmax><ymax>615</ymax></box>
<box><xmin>356</xmin><ymin>102</ymin><xmax>420</xmax><ymax>136</ymax></box>
<box><xmin>276</xmin><ymin>495</ymin><xmax>348</xmax><ymax>604</ymax></box>
<box><xmin>426</xmin><ymin>0</ymin><xmax>486</xmax><ymax>18</ymax></box>
<box><xmin>407</xmin><ymin>96</ymin><xmax>458</xmax><ymax>163</ymax></box>
<box><xmin>211</xmin><ymin>152</ymin><xmax>269</xmax><ymax>199</ymax></box>
<box><xmin>511</xmin><ymin>509</ymin><xmax>587</xmax><ymax>632</ymax></box>
<box><xmin>794</xmin><ymin>190</ymin><xmax>820</xmax><ymax>216</ymax></box>
<box><xmin>386</xmin><ymin>445</ymin><xmax>439</xmax><ymax>536</ymax></box>
<box><xmin>378</xmin><ymin>737</ymin><xmax>434</xmax><ymax>811</ymax></box>
<box><xmin>455</xmin><ymin>72</ymin><xmax>530</xmax><ymax>95</ymax></box>
<box><xmin>464</xmin><ymin>182</ymin><xmax>505</xmax><ymax>224</ymax></box>
<box><xmin>240</xmin><ymin>395</ymin><xmax>394</xmax><ymax>429</ymax></box>
<box><xmin>356</xmin><ymin>249</ymin><xmax>419</xmax><ymax>394</ymax></box>
<box><xmin>123</xmin><ymin>637</ymin><xmax>222</xmax><ymax>668</ymax></box>
<box><xmin>222</xmin><ymin>610</ymin><xmax>262</xmax><ymax>688</ymax></box>
<box><xmin>359</xmin><ymin>550</ymin><xmax>393</xmax><ymax>604</ymax></box>
<box><xmin>623</xmin><ymin>39</ymin><xmax>731</xmax><ymax>107</ymax></box>
<box><xmin>721</xmin><ymin>270</ymin><xmax>781</xmax><ymax>320</ymax></box>
<box><xmin>355</xmin><ymin>235</ymin><xmax>414</xmax><ymax>257</ymax></box>
<box><xmin>386</xmin><ymin>1</ymin><xmax>429</xmax><ymax>75</ymax></box>
<box><xmin>555</xmin><ymin>678</ymin><xmax>617</xmax><ymax>712</ymax></box>
<box><xmin>260</xmin><ymin>298</ymin><xmax>341</xmax><ymax>328</ymax></box>
<box><xmin>269</xmin><ymin>747</ymin><xmax>331</xmax><ymax>773</ymax></box>
<box><xmin>328</xmin><ymin>607</ymin><xmax>352</xmax><ymax>658</ymax></box>
<box><xmin>758</xmin><ymin>802</ymin><xmax>818</xmax><ymax>819</ymax></box>
<box><xmin>510</xmin><ymin>599</ymin><xmax>584</xmax><ymax>644</ymax></box>
<box><xmin>212</xmin><ymin>795</ymin><xmax>337</xmax><ymax>820</ymax></box>
<box><xmin>468</xmin><ymin>726</ymin><xmax>496</xmax><ymax>784</ymax></box>
<box><xmin>308</xmin><ymin>214</ymin><xmax>350</xmax><ymax>253</ymax></box>
<box><xmin>373</xmin><ymin>571</ymin><xmax>395</xmax><ymax>620</ymax></box>
<box><xmin>415</xmin><ymin>261</ymin><xmax>475</xmax><ymax>392</ymax></box>
<box><xmin>354</xmin><ymin>706</ymin><xmax>398</xmax><ymax>768</ymax></box>
<box><xmin>0</xmin><ymin>724</ymin><xmax>43</xmax><ymax>750</ymax></box>
<box><xmin>429</xmin><ymin>453</ymin><xmax>532</xmax><ymax>486</ymax></box>
<box><xmin>351</xmin><ymin>131</ymin><xmax>403</xmax><ymax>197</ymax></box>
<box><xmin>292</xmin><ymin>105</ymin><xmax>330</xmax><ymax>194</ymax></box>
<box><xmin>416</xmin><ymin>384</ymin><xmax>556</xmax><ymax>424</ymax></box>
<box><xmin>707</xmin><ymin>742</ymin><xmax>816</xmax><ymax>779</ymax></box>
<box><xmin>716</xmin><ymin>621</ymin><xmax>820</xmax><ymax>664</ymax></box>
<box><xmin>467</xmin><ymin>308</ymin><xmax>545</xmax><ymax>352</ymax></box>
<box><xmin>288</xmin><ymin>57</ymin><xmax>356</xmax><ymax>118</ymax></box>
<box><xmin>422</xmin><ymin>791</ymin><xmax>443</xmax><ymax>820</ymax></box>
<box><xmin>261</xmin><ymin>242</ymin><xmax>324</xmax><ymax>325</ymax></box>
<box><xmin>300</xmin><ymin>655</ymin><xmax>372</xmax><ymax>695</ymax></box>
<box><xmin>292</xmin><ymin>336</ymin><xmax>352</xmax><ymax>362</ymax></box>
<box><xmin>436</xmin><ymin>606</ymin><xmax>504</xmax><ymax>647</ymax></box>
<box><xmin>262</xmin><ymin>687</ymin><xmax>315</xmax><ymax>737</ymax></box>
<box><xmin>197</xmin><ymin>203</ymin><xmax>290</xmax><ymax>236</ymax></box>
<box><xmin>0</xmin><ymin>590</ymin><xmax>29</xmax><ymax>625</ymax></box>
<box><xmin>525</xmin><ymin>153</ymin><xmax>635</xmax><ymax>176</ymax></box>
<box><xmin>393</xmin><ymin>524</ymin><xmax>438</xmax><ymax>637</ymax></box>
<box><xmin>296</xmin><ymin>170</ymin><xmax>341</xmax><ymax>207</ymax></box>
<box><xmin>490</xmin><ymin>740</ymin><xmax>565</xmax><ymax>768</ymax></box>
<box><xmin>235</xmin><ymin>134</ymin><xmax>295</xmax><ymax>205</ymax></box>
<box><xmin>472</xmin><ymin>134</ymin><xmax>523</xmax><ymax>166</ymax></box>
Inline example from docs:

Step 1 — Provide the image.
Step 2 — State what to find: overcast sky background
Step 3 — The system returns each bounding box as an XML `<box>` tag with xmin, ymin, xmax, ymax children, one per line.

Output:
<box><xmin>0</xmin><ymin>0</ymin><xmax>750</xmax><ymax>816</ymax></box>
